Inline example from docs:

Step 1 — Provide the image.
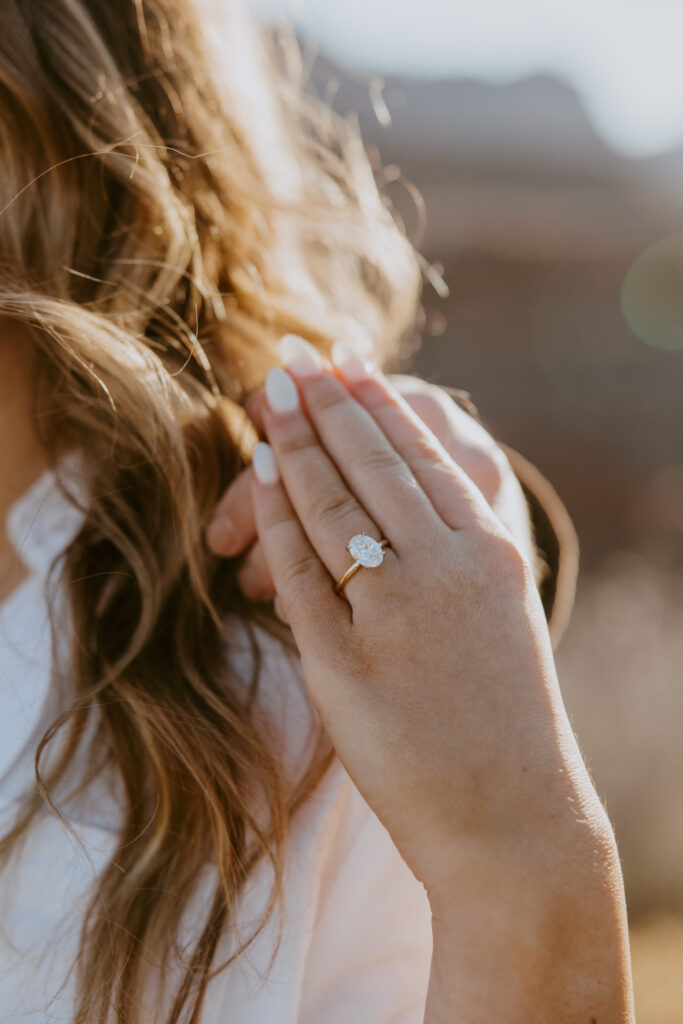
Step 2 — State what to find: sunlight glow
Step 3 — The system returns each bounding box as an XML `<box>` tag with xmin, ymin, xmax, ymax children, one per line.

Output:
<box><xmin>247</xmin><ymin>0</ymin><xmax>683</xmax><ymax>159</ymax></box>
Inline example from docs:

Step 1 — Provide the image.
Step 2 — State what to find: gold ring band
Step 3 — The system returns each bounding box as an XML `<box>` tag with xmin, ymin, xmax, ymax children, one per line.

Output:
<box><xmin>334</xmin><ymin>535</ymin><xmax>390</xmax><ymax>596</ymax></box>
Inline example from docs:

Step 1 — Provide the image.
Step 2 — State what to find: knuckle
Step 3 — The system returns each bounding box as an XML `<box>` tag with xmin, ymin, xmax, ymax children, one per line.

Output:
<box><xmin>466</xmin><ymin>445</ymin><xmax>505</xmax><ymax>498</ymax></box>
<box><xmin>495</xmin><ymin>533</ymin><xmax>531</xmax><ymax>578</ymax></box>
<box><xmin>401</xmin><ymin>434</ymin><xmax>441</xmax><ymax>468</ymax></box>
<box><xmin>311</xmin><ymin>489</ymin><xmax>360</xmax><ymax>528</ymax></box>
<box><xmin>474</xmin><ymin>530</ymin><xmax>532</xmax><ymax>590</ymax></box>
<box><xmin>351</xmin><ymin>446</ymin><xmax>403</xmax><ymax>476</ymax></box>
<box><xmin>411</xmin><ymin>383</ymin><xmax>448</xmax><ymax>415</ymax></box>
<box><xmin>303</xmin><ymin>373</ymin><xmax>349</xmax><ymax>415</ymax></box>
<box><xmin>275</xmin><ymin>425</ymin><xmax>318</xmax><ymax>460</ymax></box>
<box><xmin>263</xmin><ymin>506</ymin><xmax>296</xmax><ymax>537</ymax></box>
<box><xmin>280</xmin><ymin>553</ymin><xmax>323</xmax><ymax>596</ymax></box>
<box><xmin>401</xmin><ymin>384</ymin><xmax>452</xmax><ymax>433</ymax></box>
<box><xmin>391</xmin><ymin>373</ymin><xmax>440</xmax><ymax>404</ymax></box>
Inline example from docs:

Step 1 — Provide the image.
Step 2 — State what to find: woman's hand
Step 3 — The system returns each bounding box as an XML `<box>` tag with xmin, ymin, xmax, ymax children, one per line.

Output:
<box><xmin>236</xmin><ymin>338</ymin><xmax>603</xmax><ymax>889</ymax></box>
<box><xmin>214</xmin><ymin>336</ymin><xmax>633</xmax><ymax>1021</ymax></box>
<box><xmin>206</xmin><ymin>365</ymin><xmax>537</xmax><ymax>603</ymax></box>
<box><xmin>385</xmin><ymin>373</ymin><xmax>537</xmax><ymax>566</ymax></box>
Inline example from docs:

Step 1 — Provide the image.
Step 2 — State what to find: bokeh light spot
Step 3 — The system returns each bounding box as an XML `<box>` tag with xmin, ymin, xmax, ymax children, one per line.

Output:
<box><xmin>621</xmin><ymin>234</ymin><xmax>683</xmax><ymax>352</ymax></box>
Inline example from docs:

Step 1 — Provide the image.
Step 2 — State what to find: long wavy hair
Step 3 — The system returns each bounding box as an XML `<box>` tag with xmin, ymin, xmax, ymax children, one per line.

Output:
<box><xmin>0</xmin><ymin>1</ymin><xmax>421</xmax><ymax>1021</ymax></box>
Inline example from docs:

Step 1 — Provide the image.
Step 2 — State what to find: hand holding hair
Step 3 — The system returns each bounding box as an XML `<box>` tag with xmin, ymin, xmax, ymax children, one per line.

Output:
<box><xmin>208</xmin><ymin>362</ymin><xmax>538</xmax><ymax>605</ymax></box>
<box><xmin>242</xmin><ymin>334</ymin><xmax>633</xmax><ymax>1023</ymax></box>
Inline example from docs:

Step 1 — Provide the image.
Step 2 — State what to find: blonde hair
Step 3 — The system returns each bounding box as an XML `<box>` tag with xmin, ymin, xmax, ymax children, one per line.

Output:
<box><xmin>0</xmin><ymin>1</ymin><xmax>421</xmax><ymax>1020</ymax></box>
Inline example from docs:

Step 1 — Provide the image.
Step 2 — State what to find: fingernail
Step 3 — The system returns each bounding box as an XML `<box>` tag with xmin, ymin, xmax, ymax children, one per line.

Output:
<box><xmin>265</xmin><ymin>367</ymin><xmax>300</xmax><ymax>413</ymax></box>
<box><xmin>205</xmin><ymin>514</ymin><xmax>236</xmax><ymax>553</ymax></box>
<box><xmin>279</xmin><ymin>333</ymin><xmax>324</xmax><ymax>377</ymax></box>
<box><xmin>252</xmin><ymin>442</ymin><xmax>280</xmax><ymax>484</ymax></box>
<box><xmin>331</xmin><ymin>339</ymin><xmax>375</xmax><ymax>382</ymax></box>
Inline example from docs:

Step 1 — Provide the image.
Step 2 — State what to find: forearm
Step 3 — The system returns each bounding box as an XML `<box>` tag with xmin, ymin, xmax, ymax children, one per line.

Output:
<box><xmin>423</xmin><ymin>813</ymin><xmax>635</xmax><ymax>1024</ymax></box>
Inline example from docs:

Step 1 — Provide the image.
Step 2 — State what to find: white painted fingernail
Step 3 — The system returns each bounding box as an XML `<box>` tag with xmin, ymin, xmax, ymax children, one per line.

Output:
<box><xmin>252</xmin><ymin>442</ymin><xmax>280</xmax><ymax>484</ymax></box>
<box><xmin>265</xmin><ymin>367</ymin><xmax>300</xmax><ymax>413</ymax></box>
<box><xmin>331</xmin><ymin>339</ymin><xmax>375</xmax><ymax>382</ymax></box>
<box><xmin>279</xmin><ymin>333</ymin><xmax>324</xmax><ymax>377</ymax></box>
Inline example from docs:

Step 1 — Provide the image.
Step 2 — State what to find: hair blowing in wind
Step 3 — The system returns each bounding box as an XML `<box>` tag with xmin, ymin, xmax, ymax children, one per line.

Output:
<box><xmin>0</xmin><ymin>1</ymin><xmax>421</xmax><ymax>1020</ymax></box>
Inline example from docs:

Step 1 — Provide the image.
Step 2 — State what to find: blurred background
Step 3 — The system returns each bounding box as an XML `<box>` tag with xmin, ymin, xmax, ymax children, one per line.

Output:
<box><xmin>249</xmin><ymin>2</ymin><xmax>683</xmax><ymax>1019</ymax></box>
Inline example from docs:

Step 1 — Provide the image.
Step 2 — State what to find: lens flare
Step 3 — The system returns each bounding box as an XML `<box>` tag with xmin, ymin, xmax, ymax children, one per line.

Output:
<box><xmin>621</xmin><ymin>234</ymin><xmax>683</xmax><ymax>352</ymax></box>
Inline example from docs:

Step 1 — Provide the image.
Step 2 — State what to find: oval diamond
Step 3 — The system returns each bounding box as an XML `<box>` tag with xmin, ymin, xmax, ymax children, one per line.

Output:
<box><xmin>347</xmin><ymin>534</ymin><xmax>384</xmax><ymax>568</ymax></box>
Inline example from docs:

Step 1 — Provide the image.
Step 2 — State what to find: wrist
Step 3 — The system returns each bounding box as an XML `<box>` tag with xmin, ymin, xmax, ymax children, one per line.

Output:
<box><xmin>425</xmin><ymin>821</ymin><xmax>634</xmax><ymax>1023</ymax></box>
<box><xmin>426</xmin><ymin>778</ymin><xmax>617</xmax><ymax>920</ymax></box>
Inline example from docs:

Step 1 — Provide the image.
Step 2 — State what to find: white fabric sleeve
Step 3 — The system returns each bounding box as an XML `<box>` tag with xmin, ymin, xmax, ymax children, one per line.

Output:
<box><xmin>297</xmin><ymin>775</ymin><xmax>434</xmax><ymax>1024</ymax></box>
<box><xmin>220</xmin><ymin>623</ymin><xmax>435</xmax><ymax>1022</ymax></box>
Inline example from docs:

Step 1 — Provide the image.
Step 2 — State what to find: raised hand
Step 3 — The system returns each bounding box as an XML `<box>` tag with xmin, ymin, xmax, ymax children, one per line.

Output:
<box><xmin>206</xmin><ymin>347</ymin><xmax>536</xmax><ymax>604</ymax></box>
<box><xmin>241</xmin><ymin>337</ymin><xmax>608</xmax><ymax>900</ymax></box>
<box><xmin>214</xmin><ymin>336</ymin><xmax>633</xmax><ymax>1021</ymax></box>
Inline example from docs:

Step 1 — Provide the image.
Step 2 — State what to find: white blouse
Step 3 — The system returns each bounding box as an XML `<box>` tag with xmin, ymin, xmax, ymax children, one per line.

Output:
<box><xmin>0</xmin><ymin>455</ymin><xmax>433</xmax><ymax>1022</ymax></box>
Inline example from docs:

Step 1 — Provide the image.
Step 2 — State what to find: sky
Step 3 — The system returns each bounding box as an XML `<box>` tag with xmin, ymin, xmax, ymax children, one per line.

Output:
<box><xmin>247</xmin><ymin>0</ymin><xmax>683</xmax><ymax>159</ymax></box>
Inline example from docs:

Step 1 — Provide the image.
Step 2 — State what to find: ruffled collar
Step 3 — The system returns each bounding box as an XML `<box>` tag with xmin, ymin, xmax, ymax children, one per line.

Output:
<box><xmin>0</xmin><ymin>451</ymin><xmax>88</xmax><ymax>794</ymax></box>
<box><xmin>4</xmin><ymin>450</ymin><xmax>89</xmax><ymax>581</ymax></box>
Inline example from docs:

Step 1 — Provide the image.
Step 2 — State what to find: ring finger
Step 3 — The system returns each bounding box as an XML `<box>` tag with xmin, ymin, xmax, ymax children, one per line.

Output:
<box><xmin>261</xmin><ymin>367</ymin><xmax>399</xmax><ymax>598</ymax></box>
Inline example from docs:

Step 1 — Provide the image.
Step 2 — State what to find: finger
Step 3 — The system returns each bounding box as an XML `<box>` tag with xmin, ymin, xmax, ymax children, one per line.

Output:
<box><xmin>273</xmin><ymin>593</ymin><xmax>288</xmax><ymax>623</ymax></box>
<box><xmin>237</xmin><ymin>540</ymin><xmax>276</xmax><ymax>601</ymax></box>
<box><xmin>331</xmin><ymin>344</ymin><xmax>497</xmax><ymax>532</ymax></box>
<box><xmin>261</xmin><ymin>368</ymin><xmax>399</xmax><ymax>595</ymax></box>
<box><xmin>245</xmin><ymin>326</ymin><xmax>335</xmax><ymax>433</ymax></box>
<box><xmin>389</xmin><ymin>375</ymin><xmax>505</xmax><ymax>503</ymax></box>
<box><xmin>271</xmin><ymin>350</ymin><xmax>436</xmax><ymax>547</ymax></box>
<box><xmin>244</xmin><ymin>389</ymin><xmax>266</xmax><ymax>433</ymax></box>
<box><xmin>249</xmin><ymin>442</ymin><xmax>348</xmax><ymax>640</ymax></box>
<box><xmin>205</xmin><ymin>467</ymin><xmax>256</xmax><ymax>556</ymax></box>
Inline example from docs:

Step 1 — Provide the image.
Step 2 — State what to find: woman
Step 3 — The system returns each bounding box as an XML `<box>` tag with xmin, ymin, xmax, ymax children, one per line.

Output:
<box><xmin>0</xmin><ymin>1</ymin><xmax>633</xmax><ymax>1021</ymax></box>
